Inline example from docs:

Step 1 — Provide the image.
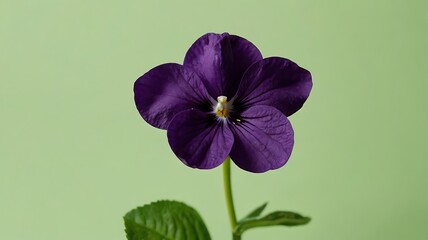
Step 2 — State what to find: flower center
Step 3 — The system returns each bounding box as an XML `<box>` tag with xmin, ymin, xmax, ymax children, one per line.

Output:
<box><xmin>214</xmin><ymin>96</ymin><xmax>229</xmax><ymax>118</ymax></box>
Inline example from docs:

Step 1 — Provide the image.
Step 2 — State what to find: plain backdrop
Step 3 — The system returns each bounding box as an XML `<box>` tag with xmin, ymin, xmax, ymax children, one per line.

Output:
<box><xmin>1</xmin><ymin>1</ymin><xmax>427</xmax><ymax>239</ymax></box>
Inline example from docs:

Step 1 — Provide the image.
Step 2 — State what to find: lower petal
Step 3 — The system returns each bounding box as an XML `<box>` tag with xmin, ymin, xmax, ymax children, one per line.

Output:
<box><xmin>229</xmin><ymin>106</ymin><xmax>294</xmax><ymax>173</ymax></box>
<box><xmin>167</xmin><ymin>109</ymin><xmax>234</xmax><ymax>169</ymax></box>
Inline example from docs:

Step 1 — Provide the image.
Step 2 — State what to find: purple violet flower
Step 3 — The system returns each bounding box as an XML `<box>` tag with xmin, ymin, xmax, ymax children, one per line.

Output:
<box><xmin>134</xmin><ymin>33</ymin><xmax>312</xmax><ymax>173</ymax></box>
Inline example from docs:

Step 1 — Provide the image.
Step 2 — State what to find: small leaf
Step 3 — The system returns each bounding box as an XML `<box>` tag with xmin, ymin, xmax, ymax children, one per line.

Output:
<box><xmin>244</xmin><ymin>202</ymin><xmax>268</xmax><ymax>219</ymax></box>
<box><xmin>235</xmin><ymin>211</ymin><xmax>311</xmax><ymax>235</ymax></box>
<box><xmin>124</xmin><ymin>200</ymin><xmax>211</xmax><ymax>240</ymax></box>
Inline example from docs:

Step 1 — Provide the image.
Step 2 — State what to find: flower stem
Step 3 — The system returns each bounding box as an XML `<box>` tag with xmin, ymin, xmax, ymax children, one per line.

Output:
<box><xmin>233</xmin><ymin>234</ymin><xmax>241</xmax><ymax>240</ymax></box>
<box><xmin>223</xmin><ymin>157</ymin><xmax>241</xmax><ymax>240</ymax></box>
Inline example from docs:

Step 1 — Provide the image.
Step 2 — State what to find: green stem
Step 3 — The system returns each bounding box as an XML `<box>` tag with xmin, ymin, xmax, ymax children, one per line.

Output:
<box><xmin>223</xmin><ymin>157</ymin><xmax>241</xmax><ymax>240</ymax></box>
<box><xmin>233</xmin><ymin>234</ymin><xmax>242</xmax><ymax>240</ymax></box>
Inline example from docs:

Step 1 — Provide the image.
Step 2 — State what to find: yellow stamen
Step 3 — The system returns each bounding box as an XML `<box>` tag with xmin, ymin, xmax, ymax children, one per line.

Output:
<box><xmin>215</xmin><ymin>96</ymin><xmax>229</xmax><ymax>118</ymax></box>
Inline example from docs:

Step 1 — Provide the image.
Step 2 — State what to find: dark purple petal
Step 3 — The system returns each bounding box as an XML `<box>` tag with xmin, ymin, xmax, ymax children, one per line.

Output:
<box><xmin>134</xmin><ymin>63</ymin><xmax>211</xmax><ymax>129</ymax></box>
<box><xmin>233</xmin><ymin>57</ymin><xmax>312</xmax><ymax>116</ymax></box>
<box><xmin>227</xmin><ymin>35</ymin><xmax>263</xmax><ymax>96</ymax></box>
<box><xmin>183</xmin><ymin>33</ymin><xmax>262</xmax><ymax>98</ymax></box>
<box><xmin>167</xmin><ymin>109</ymin><xmax>234</xmax><ymax>169</ymax></box>
<box><xmin>229</xmin><ymin>105</ymin><xmax>294</xmax><ymax>173</ymax></box>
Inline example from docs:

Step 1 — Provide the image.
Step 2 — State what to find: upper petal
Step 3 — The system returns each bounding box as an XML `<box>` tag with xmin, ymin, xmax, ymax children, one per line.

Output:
<box><xmin>229</xmin><ymin>105</ymin><xmax>294</xmax><ymax>173</ymax></box>
<box><xmin>167</xmin><ymin>109</ymin><xmax>234</xmax><ymax>169</ymax></box>
<box><xmin>183</xmin><ymin>33</ymin><xmax>262</xmax><ymax>98</ymax></box>
<box><xmin>134</xmin><ymin>63</ymin><xmax>211</xmax><ymax>129</ymax></box>
<box><xmin>233</xmin><ymin>57</ymin><xmax>312</xmax><ymax>116</ymax></box>
<box><xmin>226</xmin><ymin>35</ymin><xmax>263</xmax><ymax>96</ymax></box>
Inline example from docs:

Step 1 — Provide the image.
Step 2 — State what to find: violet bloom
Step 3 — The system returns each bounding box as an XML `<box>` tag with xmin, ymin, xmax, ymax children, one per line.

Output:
<box><xmin>134</xmin><ymin>33</ymin><xmax>312</xmax><ymax>173</ymax></box>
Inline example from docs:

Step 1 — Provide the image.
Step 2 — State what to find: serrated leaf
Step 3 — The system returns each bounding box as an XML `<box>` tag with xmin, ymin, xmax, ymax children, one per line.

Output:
<box><xmin>124</xmin><ymin>200</ymin><xmax>211</xmax><ymax>240</ymax></box>
<box><xmin>243</xmin><ymin>202</ymin><xmax>268</xmax><ymax>219</ymax></box>
<box><xmin>235</xmin><ymin>211</ymin><xmax>311</xmax><ymax>235</ymax></box>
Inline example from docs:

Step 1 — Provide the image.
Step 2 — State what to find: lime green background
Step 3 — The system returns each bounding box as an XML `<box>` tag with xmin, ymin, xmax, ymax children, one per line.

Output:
<box><xmin>1</xmin><ymin>1</ymin><xmax>427</xmax><ymax>239</ymax></box>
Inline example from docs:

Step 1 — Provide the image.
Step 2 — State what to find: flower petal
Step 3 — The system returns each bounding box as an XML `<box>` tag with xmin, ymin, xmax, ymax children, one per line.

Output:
<box><xmin>183</xmin><ymin>33</ymin><xmax>262</xmax><ymax>98</ymax></box>
<box><xmin>134</xmin><ymin>63</ymin><xmax>211</xmax><ymax>129</ymax></box>
<box><xmin>167</xmin><ymin>109</ymin><xmax>234</xmax><ymax>169</ymax></box>
<box><xmin>229</xmin><ymin>105</ymin><xmax>294</xmax><ymax>173</ymax></box>
<box><xmin>233</xmin><ymin>57</ymin><xmax>312</xmax><ymax>117</ymax></box>
<box><xmin>227</xmin><ymin>35</ymin><xmax>263</xmax><ymax>96</ymax></box>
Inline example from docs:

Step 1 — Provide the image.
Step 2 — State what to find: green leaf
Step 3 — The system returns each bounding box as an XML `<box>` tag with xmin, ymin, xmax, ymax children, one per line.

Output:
<box><xmin>243</xmin><ymin>202</ymin><xmax>268</xmax><ymax>219</ymax></box>
<box><xmin>235</xmin><ymin>211</ymin><xmax>311</xmax><ymax>235</ymax></box>
<box><xmin>124</xmin><ymin>200</ymin><xmax>211</xmax><ymax>240</ymax></box>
